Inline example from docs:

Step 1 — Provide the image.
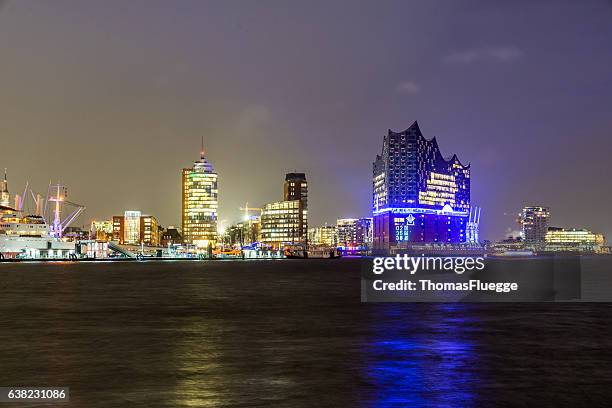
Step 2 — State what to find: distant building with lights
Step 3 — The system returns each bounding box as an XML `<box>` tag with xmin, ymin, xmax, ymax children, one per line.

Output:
<box><xmin>260</xmin><ymin>200</ymin><xmax>305</xmax><ymax>248</ymax></box>
<box><xmin>226</xmin><ymin>217</ymin><xmax>261</xmax><ymax>247</ymax></box>
<box><xmin>545</xmin><ymin>227</ymin><xmax>605</xmax><ymax>253</ymax></box>
<box><xmin>284</xmin><ymin>173</ymin><xmax>308</xmax><ymax>209</ymax></box>
<box><xmin>90</xmin><ymin>220</ymin><xmax>113</xmax><ymax>241</ymax></box>
<box><xmin>336</xmin><ymin>218</ymin><xmax>372</xmax><ymax>247</ymax></box>
<box><xmin>63</xmin><ymin>226</ymin><xmax>89</xmax><ymax>241</ymax></box>
<box><xmin>260</xmin><ymin>173</ymin><xmax>308</xmax><ymax>248</ymax></box>
<box><xmin>112</xmin><ymin>211</ymin><xmax>161</xmax><ymax>246</ymax></box>
<box><xmin>182</xmin><ymin>147</ymin><xmax>218</xmax><ymax>248</ymax></box>
<box><xmin>308</xmin><ymin>224</ymin><xmax>337</xmax><ymax>246</ymax></box>
<box><xmin>0</xmin><ymin>169</ymin><xmax>9</xmax><ymax>208</ymax></box>
<box><xmin>161</xmin><ymin>226</ymin><xmax>183</xmax><ymax>246</ymax></box>
<box><xmin>520</xmin><ymin>206</ymin><xmax>550</xmax><ymax>249</ymax></box>
<box><xmin>372</xmin><ymin>121</ymin><xmax>471</xmax><ymax>253</ymax></box>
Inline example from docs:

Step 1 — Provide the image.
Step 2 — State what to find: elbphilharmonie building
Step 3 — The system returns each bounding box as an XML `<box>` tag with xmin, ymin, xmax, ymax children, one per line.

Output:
<box><xmin>372</xmin><ymin>121</ymin><xmax>471</xmax><ymax>252</ymax></box>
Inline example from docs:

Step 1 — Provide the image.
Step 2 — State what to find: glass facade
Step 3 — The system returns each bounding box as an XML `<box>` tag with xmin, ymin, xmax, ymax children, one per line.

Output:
<box><xmin>372</xmin><ymin>121</ymin><xmax>470</xmax><ymax>252</ymax></box>
<box><xmin>182</xmin><ymin>153</ymin><xmax>218</xmax><ymax>248</ymax></box>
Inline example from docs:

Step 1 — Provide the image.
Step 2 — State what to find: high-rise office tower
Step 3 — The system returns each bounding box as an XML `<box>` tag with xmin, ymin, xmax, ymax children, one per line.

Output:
<box><xmin>372</xmin><ymin>121</ymin><xmax>471</xmax><ymax>252</ymax></box>
<box><xmin>182</xmin><ymin>144</ymin><xmax>218</xmax><ymax>247</ymax></box>
<box><xmin>0</xmin><ymin>169</ymin><xmax>9</xmax><ymax>208</ymax></box>
<box><xmin>284</xmin><ymin>173</ymin><xmax>308</xmax><ymax>209</ymax></box>
<box><xmin>521</xmin><ymin>206</ymin><xmax>550</xmax><ymax>247</ymax></box>
<box><xmin>260</xmin><ymin>173</ymin><xmax>308</xmax><ymax>248</ymax></box>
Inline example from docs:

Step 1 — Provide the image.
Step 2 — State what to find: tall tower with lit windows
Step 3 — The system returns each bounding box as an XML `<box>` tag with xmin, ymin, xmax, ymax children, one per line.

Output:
<box><xmin>520</xmin><ymin>206</ymin><xmax>550</xmax><ymax>249</ymax></box>
<box><xmin>181</xmin><ymin>143</ymin><xmax>218</xmax><ymax>247</ymax></box>
<box><xmin>372</xmin><ymin>121</ymin><xmax>471</xmax><ymax>252</ymax></box>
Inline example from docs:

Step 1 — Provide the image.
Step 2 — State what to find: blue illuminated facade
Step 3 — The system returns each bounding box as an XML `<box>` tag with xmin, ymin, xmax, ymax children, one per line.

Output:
<box><xmin>372</xmin><ymin>121</ymin><xmax>470</xmax><ymax>252</ymax></box>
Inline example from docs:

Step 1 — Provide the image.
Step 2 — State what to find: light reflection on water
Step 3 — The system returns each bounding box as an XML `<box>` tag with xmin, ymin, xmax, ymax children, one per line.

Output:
<box><xmin>171</xmin><ymin>323</ymin><xmax>224</xmax><ymax>408</ymax></box>
<box><xmin>2</xmin><ymin>261</ymin><xmax>611</xmax><ymax>407</ymax></box>
<box><xmin>366</xmin><ymin>304</ymin><xmax>477</xmax><ymax>407</ymax></box>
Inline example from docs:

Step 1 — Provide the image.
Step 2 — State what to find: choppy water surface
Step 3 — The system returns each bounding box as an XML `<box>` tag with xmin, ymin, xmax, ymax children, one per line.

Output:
<box><xmin>1</xmin><ymin>259</ymin><xmax>611</xmax><ymax>407</ymax></box>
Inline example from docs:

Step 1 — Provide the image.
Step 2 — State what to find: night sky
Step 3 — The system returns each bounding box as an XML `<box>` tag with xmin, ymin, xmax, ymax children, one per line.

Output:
<box><xmin>0</xmin><ymin>0</ymin><xmax>611</xmax><ymax>240</ymax></box>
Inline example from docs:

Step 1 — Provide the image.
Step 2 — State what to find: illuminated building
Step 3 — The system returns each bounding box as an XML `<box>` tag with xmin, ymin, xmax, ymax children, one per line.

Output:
<box><xmin>0</xmin><ymin>169</ymin><xmax>9</xmax><ymax>207</ymax></box>
<box><xmin>260</xmin><ymin>200</ymin><xmax>305</xmax><ymax>248</ymax></box>
<box><xmin>141</xmin><ymin>215</ymin><xmax>161</xmax><ymax>246</ymax></box>
<box><xmin>112</xmin><ymin>211</ymin><xmax>161</xmax><ymax>246</ymax></box>
<box><xmin>91</xmin><ymin>220</ymin><xmax>113</xmax><ymax>241</ymax></box>
<box><xmin>520</xmin><ymin>206</ymin><xmax>550</xmax><ymax>248</ymax></box>
<box><xmin>284</xmin><ymin>173</ymin><xmax>308</xmax><ymax>209</ymax></box>
<box><xmin>182</xmin><ymin>146</ymin><xmax>218</xmax><ymax>247</ymax></box>
<box><xmin>372</xmin><ymin>121</ymin><xmax>471</xmax><ymax>253</ymax></box>
<box><xmin>112</xmin><ymin>215</ymin><xmax>124</xmax><ymax>242</ymax></box>
<box><xmin>284</xmin><ymin>172</ymin><xmax>308</xmax><ymax>237</ymax></box>
<box><xmin>260</xmin><ymin>173</ymin><xmax>308</xmax><ymax>248</ymax></box>
<box><xmin>308</xmin><ymin>225</ymin><xmax>337</xmax><ymax>246</ymax></box>
<box><xmin>336</xmin><ymin>218</ymin><xmax>372</xmax><ymax>247</ymax></box>
<box><xmin>545</xmin><ymin>227</ymin><xmax>605</xmax><ymax>253</ymax></box>
<box><xmin>124</xmin><ymin>210</ymin><xmax>141</xmax><ymax>244</ymax></box>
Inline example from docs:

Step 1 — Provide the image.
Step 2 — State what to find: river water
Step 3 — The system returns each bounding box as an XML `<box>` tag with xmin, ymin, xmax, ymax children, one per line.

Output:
<box><xmin>1</xmin><ymin>259</ymin><xmax>611</xmax><ymax>407</ymax></box>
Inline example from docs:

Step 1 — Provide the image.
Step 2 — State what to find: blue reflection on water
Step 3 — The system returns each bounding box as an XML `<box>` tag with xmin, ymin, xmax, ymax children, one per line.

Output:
<box><xmin>365</xmin><ymin>304</ymin><xmax>478</xmax><ymax>407</ymax></box>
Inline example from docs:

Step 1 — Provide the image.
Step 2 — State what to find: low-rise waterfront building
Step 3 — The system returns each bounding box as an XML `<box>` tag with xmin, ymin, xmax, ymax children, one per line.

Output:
<box><xmin>112</xmin><ymin>211</ymin><xmax>161</xmax><ymax>246</ymax></box>
<box><xmin>161</xmin><ymin>226</ymin><xmax>183</xmax><ymax>246</ymax></box>
<box><xmin>545</xmin><ymin>227</ymin><xmax>605</xmax><ymax>253</ymax></box>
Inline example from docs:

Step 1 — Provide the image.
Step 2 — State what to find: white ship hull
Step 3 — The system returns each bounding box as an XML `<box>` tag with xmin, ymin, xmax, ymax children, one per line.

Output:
<box><xmin>0</xmin><ymin>235</ymin><xmax>76</xmax><ymax>259</ymax></box>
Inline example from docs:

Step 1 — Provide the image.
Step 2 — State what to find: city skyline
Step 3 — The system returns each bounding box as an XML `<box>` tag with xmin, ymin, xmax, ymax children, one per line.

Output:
<box><xmin>1</xmin><ymin>1</ymin><xmax>611</xmax><ymax>240</ymax></box>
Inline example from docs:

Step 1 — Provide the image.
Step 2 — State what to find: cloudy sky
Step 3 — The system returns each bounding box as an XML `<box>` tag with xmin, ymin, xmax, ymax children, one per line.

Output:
<box><xmin>0</xmin><ymin>0</ymin><xmax>611</xmax><ymax>240</ymax></box>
